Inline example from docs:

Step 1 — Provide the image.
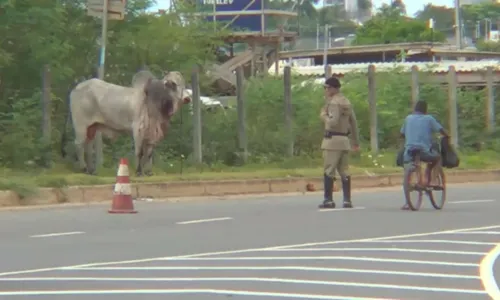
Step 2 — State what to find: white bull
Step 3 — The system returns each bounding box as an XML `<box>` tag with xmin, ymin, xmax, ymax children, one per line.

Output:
<box><xmin>61</xmin><ymin>71</ymin><xmax>191</xmax><ymax>176</ymax></box>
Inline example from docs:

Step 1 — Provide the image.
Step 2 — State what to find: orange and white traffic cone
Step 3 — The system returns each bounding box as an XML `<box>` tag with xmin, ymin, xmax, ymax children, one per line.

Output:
<box><xmin>108</xmin><ymin>158</ymin><xmax>137</xmax><ymax>214</ymax></box>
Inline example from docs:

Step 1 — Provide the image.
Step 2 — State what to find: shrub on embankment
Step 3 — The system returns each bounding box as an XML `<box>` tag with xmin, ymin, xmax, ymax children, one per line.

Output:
<box><xmin>153</xmin><ymin>69</ymin><xmax>500</xmax><ymax>168</ymax></box>
<box><xmin>1</xmin><ymin>68</ymin><xmax>500</xmax><ymax>177</ymax></box>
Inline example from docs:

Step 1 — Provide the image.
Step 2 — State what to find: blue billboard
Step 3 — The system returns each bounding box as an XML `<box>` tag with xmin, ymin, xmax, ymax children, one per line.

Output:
<box><xmin>199</xmin><ymin>0</ymin><xmax>263</xmax><ymax>32</ymax></box>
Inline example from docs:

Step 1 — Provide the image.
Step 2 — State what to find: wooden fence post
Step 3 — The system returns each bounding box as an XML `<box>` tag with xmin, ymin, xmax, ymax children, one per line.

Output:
<box><xmin>284</xmin><ymin>65</ymin><xmax>294</xmax><ymax>157</ymax></box>
<box><xmin>447</xmin><ymin>66</ymin><xmax>459</xmax><ymax>149</ymax></box>
<box><xmin>410</xmin><ymin>65</ymin><xmax>419</xmax><ymax>109</ymax></box>
<box><xmin>367</xmin><ymin>64</ymin><xmax>378</xmax><ymax>154</ymax></box>
<box><xmin>41</xmin><ymin>64</ymin><xmax>52</xmax><ymax>168</ymax></box>
<box><xmin>236</xmin><ymin>66</ymin><xmax>248</xmax><ymax>163</ymax></box>
<box><xmin>486</xmin><ymin>66</ymin><xmax>495</xmax><ymax>133</ymax></box>
<box><xmin>191</xmin><ymin>66</ymin><xmax>202</xmax><ymax>164</ymax></box>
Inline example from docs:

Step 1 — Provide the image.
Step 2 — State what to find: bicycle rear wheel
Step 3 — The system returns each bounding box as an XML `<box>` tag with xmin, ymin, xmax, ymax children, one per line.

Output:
<box><xmin>403</xmin><ymin>164</ymin><xmax>423</xmax><ymax>211</ymax></box>
<box><xmin>428</xmin><ymin>167</ymin><xmax>446</xmax><ymax>210</ymax></box>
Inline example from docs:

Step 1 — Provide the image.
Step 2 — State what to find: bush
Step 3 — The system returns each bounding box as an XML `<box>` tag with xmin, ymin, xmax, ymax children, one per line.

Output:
<box><xmin>1</xmin><ymin>67</ymin><xmax>499</xmax><ymax>173</ymax></box>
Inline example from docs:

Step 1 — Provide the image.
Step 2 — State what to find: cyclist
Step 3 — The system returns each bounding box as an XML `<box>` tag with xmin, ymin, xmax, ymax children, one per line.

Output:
<box><xmin>399</xmin><ymin>100</ymin><xmax>449</xmax><ymax>210</ymax></box>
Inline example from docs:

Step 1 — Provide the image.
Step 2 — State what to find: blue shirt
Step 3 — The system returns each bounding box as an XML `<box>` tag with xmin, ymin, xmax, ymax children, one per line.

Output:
<box><xmin>400</xmin><ymin>113</ymin><xmax>443</xmax><ymax>150</ymax></box>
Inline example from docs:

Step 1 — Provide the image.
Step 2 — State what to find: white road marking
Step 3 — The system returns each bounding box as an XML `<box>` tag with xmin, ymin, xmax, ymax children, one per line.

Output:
<box><xmin>363</xmin><ymin>239</ymin><xmax>497</xmax><ymax>246</ymax></box>
<box><xmin>0</xmin><ymin>289</ymin><xmax>399</xmax><ymax>299</ymax></box>
<box><xmin>269</xmin><ymin>225</ymin><xmax>500</xmax><ymax>250</ymax></box>
<box><xmin>1</xmin><ymin>224</ymin><xmax>499</xmax><ymax>277</ymax></box>
<box><xmin>73</xmin><ymin>266</ymin><xmax>480</xmax><ymax>279</ymax></box>
<box><xmin>480</xmin><ymin>243</ymin><xmax>500</xmax><ymax>300</ymax></box>
<box><xmin>269</xmin><ymin>248</ymin><xmax>485</xmax><ymax>255</ymax></box>
<box><xmin>449</xmin><ymin>199</ymin><xmax>496</xmax><ymax>204</ymax></box>
<box><xmin>318</xmin><ymin>207</ymin><xmax>366</xmax><ymax>212</ymax></box>
<box><xmin>176</xmin><ymin>217</ymin><xmax>232</xmax><ymax>225</ymax></box>
<box><xmin>449</xmin><ymin>231</ymin><xmax>500</xmax><ymax>235</ymax></box>
<box><xmin>0</xmin><ymin>277</ymin><xmax>486</xmax><ymax>294</ymax></box>
<box><xmin>159</xmin><ymin>256</ymin><xmax>478</xmax><ymax>267</ymax></box>
<box><xmin>30</xmin><ymin>231</ymin><xmax>85</xmax><ymax>238</ymax></box>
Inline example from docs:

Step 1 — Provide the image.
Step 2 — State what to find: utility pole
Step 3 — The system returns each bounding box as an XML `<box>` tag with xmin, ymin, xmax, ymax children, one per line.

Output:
<box><xmin>485</xmin><ymin>18</ymin><xmax>491</xmax><ymax>41</ymax></box>
<box><xmin>323</xmin><ymin>24</ymin><xmax>329</xmax><ymax>78</ymax></box>
<box><xmin>316</xmin><ymin>24</ymin><xmax>320</xmax><ymax>49</ymax></box>
<box><xmin>454</xmin><ymin>0</ymin><xmax>462</xmax><ymax>49</ymax></box>
<box><xmin>476</xmin><ymin>20</ymin><xmax>480</xmax><ymax>40</ymax></box>
<box><xmin>86</xmin><ymin>0</ymin><xmax>125</xmax><ymax>169</ymax></box>
<box><xmin>95</xmin><ymin>0</ymin><xmax>109</xmax><ymax>168</ymax></box>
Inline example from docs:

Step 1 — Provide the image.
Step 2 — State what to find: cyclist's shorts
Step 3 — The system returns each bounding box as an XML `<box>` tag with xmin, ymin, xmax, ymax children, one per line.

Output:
<box><xmin>403</xmin><ymin>147</ymin><xmax>440</xmax><ymax>163</ymax></box>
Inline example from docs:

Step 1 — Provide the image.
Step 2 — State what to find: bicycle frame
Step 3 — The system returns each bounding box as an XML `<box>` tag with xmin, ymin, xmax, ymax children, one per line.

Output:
<box><xmin>408</xmin><ymin>153</ymin><xmax>443</xmax><ymax>190</ymax></box>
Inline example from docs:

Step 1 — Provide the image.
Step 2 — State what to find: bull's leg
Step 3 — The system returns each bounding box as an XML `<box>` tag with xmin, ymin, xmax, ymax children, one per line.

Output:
<box><xmin>133</xmin><ymin>127</ymin><xmax>147</xmax><ymax>177</ymax></box>
<box><xmin>84</xmin><ymin>141</ymin><xmax>96</xmax><ymax>175</ymax></box>
<box><xmin>134</xmin><ymin>139</ymin><xmax>144</xmax><ymax>177</ymax></box>
<box><xmin>136</xmin><ymin>150</ymin><xmax>144</xmax><ymax>177</ymax></box>
<box><xmin>84</xmin><ymin>123</ymin><xmax>100</xmax><ymax>175</ymax></box>
<box><xmin>74</xmin><ymin>130</ymin><xmax>88</xmax><ymax>173</ymax></box>
<box><xmin>75</xmin><ymin>140</ymin><xmax>86</xmax><ymax>173</ymax></box>
<box><xmin>142</xmin><ymin>144</ymin><xmax>155</xmax><ymax>177</ymax></box>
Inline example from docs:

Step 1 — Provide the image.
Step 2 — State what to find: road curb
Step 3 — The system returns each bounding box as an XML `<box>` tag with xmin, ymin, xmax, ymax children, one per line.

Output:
<box><xmin>0</xmin><ymin>169</ymin><xmax>499</xmax><ymax>208</ymax></box>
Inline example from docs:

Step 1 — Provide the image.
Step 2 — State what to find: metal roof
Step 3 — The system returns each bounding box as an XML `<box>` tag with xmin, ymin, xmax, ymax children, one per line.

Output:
<box><xmin>269</xmin><ymin>60</ymin><xmax>500</xmax><ymax>76</ymax></box>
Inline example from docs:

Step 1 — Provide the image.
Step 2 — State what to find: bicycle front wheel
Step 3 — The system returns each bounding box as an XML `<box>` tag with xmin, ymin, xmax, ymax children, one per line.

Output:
<box><xmin>429</xmin><ymin>168</ymin><xmax>446</xmax><ymax>210</ymax></box>
<box><xmin>403</xmin><ymin>164</ymin><xmax>423</xmax><ymax>211</ymax></box>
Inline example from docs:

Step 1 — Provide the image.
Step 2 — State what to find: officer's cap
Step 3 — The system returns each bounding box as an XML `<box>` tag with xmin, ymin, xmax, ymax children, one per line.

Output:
<box><xmin>324</xmin><ymin>76</ymin><xmax>341</xmax><ymax>89</ymax></box>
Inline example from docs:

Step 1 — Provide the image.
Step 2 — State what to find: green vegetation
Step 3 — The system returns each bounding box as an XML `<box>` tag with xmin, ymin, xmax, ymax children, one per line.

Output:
<box><xmin>415</xmin><ymin>2</ymin><xmax>500</xmax><ymax>51</ymax></box>
<box><xmin>353</xmin><ymin>5</ymin><xmax>446</xmax><ymax>45</ymax></box>
<box><xmin>2</xmin><ymin>69</ymin><xmax>500</xmax><ymax>193</ymax></box>
<box><xmin>1</xmin><ymin>1</ymin><xmax>500</xmax><ymax>196</ymax></box>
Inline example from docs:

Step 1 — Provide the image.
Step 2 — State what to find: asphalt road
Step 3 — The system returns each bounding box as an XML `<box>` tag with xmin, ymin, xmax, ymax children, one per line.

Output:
<box><xmin>0</xmin><ymin>182</ymin><xmax>499</xmax><ymax>299</ymax></box>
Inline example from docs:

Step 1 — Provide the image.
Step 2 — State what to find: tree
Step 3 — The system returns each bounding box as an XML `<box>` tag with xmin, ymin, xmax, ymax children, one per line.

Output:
<box><xmin>352</xmin><ymin>4</ymin><xmax>446</xmax><ymax>45</ymax></box>
<box><xmin>461</xmin><ymin>3</ymin><xmax>500</xmax><ymax>40</ymax></box>
<box><xmin>415</xmin><ymin>5</ymin><xmax>454</xmax><ymax>32</ymax></box>
<box><xmin>476</xmin><ymin>40</ymin><xmax>500</xmax><ymax>52</ymax></box>
<box><xmin>357</xmin><ymin>0</ymin><xmax>372</xmax><ymax>21</ymax></box>
<box><xmin>296</xmin><ymin>4</ymin><xmax>358</xmax><ymax>38</ymax></box>
<box><xmin>319</xmin><ymin>5</ymin><xmax>358</xmax><ymax>36</ymax></box>
<box><xmin>391</xmin><ymin>0</ymin><xmax>406</xmax><ymax>16</ymax></box>
<box><xmin>0</xmin><ymin>0</ymin><xmax>226</xmax><ymax>167</ymax></box>
<box><xmin>357</xmin><ymin>0</ymin><xmax>372</xmax><ymax>11</ymax></box>
<box><xmin>297</xmin><ymin>0</ymin><xmax>321</xmax><ymax>20</ymax></box>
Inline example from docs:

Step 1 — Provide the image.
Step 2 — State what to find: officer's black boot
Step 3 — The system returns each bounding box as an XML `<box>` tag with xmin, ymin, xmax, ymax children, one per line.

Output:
<box><xmin>319</xmin><ymin>174</ymin><xmax>335</xmax><ymax>209</ymax></box>
<box><xmin>342</xmin><ymin>175</ymin><xmax>353</xmax><ymax>208</ymax></box>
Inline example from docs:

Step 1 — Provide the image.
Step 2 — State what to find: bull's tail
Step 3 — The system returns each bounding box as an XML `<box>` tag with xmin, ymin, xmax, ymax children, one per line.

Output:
<box><xmin>60</xmin><ymin>78</ymin><xmax>84</xmax><ymax>158</ymax></box>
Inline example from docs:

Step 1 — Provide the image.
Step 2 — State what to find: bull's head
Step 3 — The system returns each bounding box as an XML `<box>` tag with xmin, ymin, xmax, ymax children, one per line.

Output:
<box><xmin>143</xmin><ymin>78</ymin><xmax>175</xmax><ymax>118</ymax></box>
<box><xmin>162</xmin><ymin>71</ymin><xmax>191</xmax><ymax>114</ymax></box>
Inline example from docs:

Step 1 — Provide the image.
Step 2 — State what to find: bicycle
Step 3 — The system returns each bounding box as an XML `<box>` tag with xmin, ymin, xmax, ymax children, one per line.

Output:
<box><xmin>402</xmin><ymin>148</ymin><xmax>446</xmax><ymax>211</ymax></box>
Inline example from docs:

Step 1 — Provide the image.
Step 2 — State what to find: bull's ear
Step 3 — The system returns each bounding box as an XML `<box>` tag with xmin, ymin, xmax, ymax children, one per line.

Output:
<box><xmin>162</xmin><ymin>70</ymin><xmax>169</xmax><ymax>76</ymax></box>
<box><xmin>144</xmin><ymin>77</ymin><xmax>153</xmax><ymax>95</ymax></box>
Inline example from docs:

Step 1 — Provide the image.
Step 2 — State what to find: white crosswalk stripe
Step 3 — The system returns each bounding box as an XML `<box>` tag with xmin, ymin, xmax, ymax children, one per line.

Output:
<box><xmin>0</xmin><ymin>225</ymin><xmax>498</xmax><ymax>299</ymax></box>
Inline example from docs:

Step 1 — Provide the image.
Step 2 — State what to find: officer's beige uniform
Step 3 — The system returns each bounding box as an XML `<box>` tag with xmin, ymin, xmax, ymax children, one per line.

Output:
<box><xmin>320</xmin><ymin>93</ymin><xmax>359</xmax><ymax>179</ymax></box>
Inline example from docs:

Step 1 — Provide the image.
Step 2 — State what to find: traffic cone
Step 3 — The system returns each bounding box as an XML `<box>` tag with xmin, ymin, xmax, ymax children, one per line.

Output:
<box><xmin>108</xmin><ymin>158</ymin><xmax>137</xmax><ymax>214</ymax></box>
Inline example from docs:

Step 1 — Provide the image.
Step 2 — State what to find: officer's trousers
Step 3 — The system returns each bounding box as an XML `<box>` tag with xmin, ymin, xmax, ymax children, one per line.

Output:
<box><xmin>323</xmin><ymin>150</ymin><xmax>350</xmax><ymax>179</ymax></box>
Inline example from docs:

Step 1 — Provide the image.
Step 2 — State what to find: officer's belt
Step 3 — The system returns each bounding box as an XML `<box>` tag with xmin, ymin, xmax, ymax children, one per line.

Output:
<box><xmin>324</xmin><ymin>131</ymin><xmax>349</xmax><ymax>138</ymax></box>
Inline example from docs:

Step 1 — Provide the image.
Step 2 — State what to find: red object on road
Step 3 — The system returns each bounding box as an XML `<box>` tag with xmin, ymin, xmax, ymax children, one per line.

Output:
<box><xmin>108</xmin><ymin>158</ymin><xmax>137</xmax><ymax>214</ymax></box>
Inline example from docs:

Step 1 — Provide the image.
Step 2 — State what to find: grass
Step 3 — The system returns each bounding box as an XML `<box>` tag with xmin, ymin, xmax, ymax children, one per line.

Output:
<box><xmin>1</xmin><ymin>149</ymin><xmax>500</xmax><ymax>195</ymax></box>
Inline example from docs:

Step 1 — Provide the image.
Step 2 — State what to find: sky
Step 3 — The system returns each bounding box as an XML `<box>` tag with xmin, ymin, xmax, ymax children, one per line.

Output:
<box><xmin>150</xmin><ymin>0</ymin><xmax>456</xmax><ymax>18</ymax></box>
<box><xmin>373</xmin><ymin>0</ymin><xmax>454</xmax><ymax>17</ymax></box>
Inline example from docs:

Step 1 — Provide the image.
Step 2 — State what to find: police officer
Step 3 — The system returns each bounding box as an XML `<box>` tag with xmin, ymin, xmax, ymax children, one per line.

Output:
<box><xmin>319</xmin><ymin>76</ymin><xmax>360</xmax><ymax>209</ymax></box>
